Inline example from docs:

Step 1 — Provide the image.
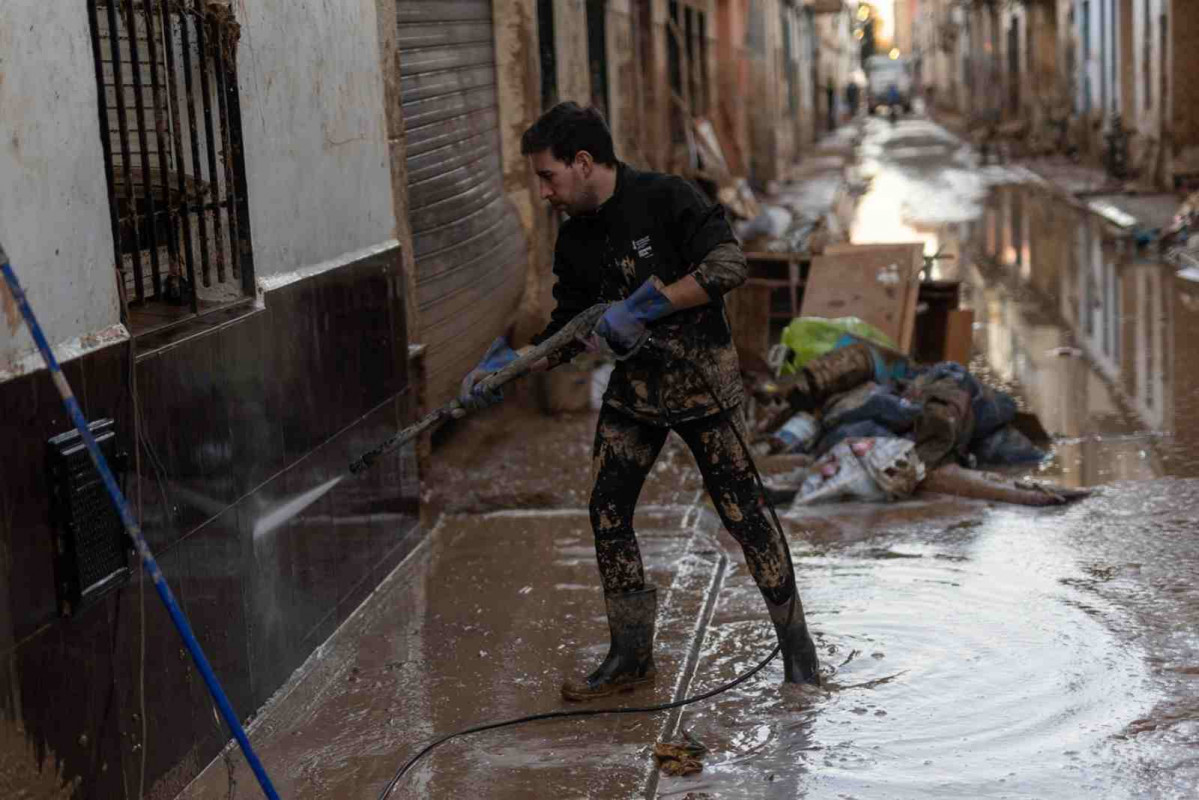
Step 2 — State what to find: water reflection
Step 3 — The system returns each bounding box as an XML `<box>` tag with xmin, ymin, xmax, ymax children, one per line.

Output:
<box><xmin>844</xmin><ymin>117</ymin><xmax>1199</xmax><ymax>485</ymax></box>
<box><xmin>891</xmin><ymin>180</ymin><xmax>1195</xmax><ymax>486</ymax></box>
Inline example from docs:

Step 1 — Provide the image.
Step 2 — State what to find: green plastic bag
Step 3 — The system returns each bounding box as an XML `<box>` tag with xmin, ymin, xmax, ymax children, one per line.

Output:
<box><xmin>780</xmin><ymin>317</ymin><xmax>896</xmax><ymax>374</ymax></box>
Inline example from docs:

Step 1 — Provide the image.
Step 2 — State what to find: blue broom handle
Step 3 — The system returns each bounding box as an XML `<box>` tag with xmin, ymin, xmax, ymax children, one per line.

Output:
<box><xmin>0</xmin><ymin>245</ymin><xmax>282</xmax><ymax>800</ymax></box>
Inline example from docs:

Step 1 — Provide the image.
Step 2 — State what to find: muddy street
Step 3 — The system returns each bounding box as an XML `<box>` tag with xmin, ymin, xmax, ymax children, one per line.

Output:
<box><xmin>660</xmin><ymin>117</ymin><xmax>1199</xmax><ymax>799</ymax></box>
<box><xmin>176</xmin><ymin>117</ymin><xmax>1199</xmax><ymax>800</ymax></box>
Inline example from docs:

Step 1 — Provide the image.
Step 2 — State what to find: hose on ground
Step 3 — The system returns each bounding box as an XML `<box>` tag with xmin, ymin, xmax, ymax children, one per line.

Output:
<box><xmin>378</xmin><ymin>338</ymin><xmax>798</xmax><ymax>799</ymax></box>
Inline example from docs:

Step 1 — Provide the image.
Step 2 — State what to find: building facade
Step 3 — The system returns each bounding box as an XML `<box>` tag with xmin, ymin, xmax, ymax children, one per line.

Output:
<box><xmin>907</xmin><ymin>0</ymin><xmax>1197</xmax><ymax>188</ymax></box>
<box><xmin>0</xmin><ymin>0</ymin><xmax>846</xmax><ymax>794</ymax></box>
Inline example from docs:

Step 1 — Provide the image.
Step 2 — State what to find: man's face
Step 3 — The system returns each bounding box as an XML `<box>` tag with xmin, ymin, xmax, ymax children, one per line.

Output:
<box><xmin>529</xmin><ymin>149</ymin><xmax>594</xmax><ymax>216</ymax></box>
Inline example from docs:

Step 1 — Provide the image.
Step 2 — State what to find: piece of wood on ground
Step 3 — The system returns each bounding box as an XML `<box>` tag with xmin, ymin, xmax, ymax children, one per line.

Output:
<box><xmin>803</xmin><ymin>243</ymin><xmax>924</xmax><ymax>353</ymax></box>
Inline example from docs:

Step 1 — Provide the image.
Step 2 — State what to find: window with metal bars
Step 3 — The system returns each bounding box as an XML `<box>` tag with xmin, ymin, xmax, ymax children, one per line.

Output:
<box><xmin>86</xmin><ymin>0</ymin><xmax>253</xmax><ymax>335</ymax></box>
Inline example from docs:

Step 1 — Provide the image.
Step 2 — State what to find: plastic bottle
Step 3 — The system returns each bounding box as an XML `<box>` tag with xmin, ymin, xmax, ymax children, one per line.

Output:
<box><xmin>769</xmin><ymin>412</ymin><xmax>819</xmax><ymax>454</ymax></box>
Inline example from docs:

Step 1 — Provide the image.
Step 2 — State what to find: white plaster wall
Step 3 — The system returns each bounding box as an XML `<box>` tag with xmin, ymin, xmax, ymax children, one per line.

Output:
<box><xmin>233</xmin><ymin>0</ymin><xmax>394</xmax><ymax>282</ymax></box>
<box><xmin>0</xmin><ymin>1</ymin><xmax>124</xmax><ymax>377</ymax></box>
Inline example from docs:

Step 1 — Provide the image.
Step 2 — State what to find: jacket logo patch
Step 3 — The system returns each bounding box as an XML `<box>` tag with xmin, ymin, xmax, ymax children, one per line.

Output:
<box><xmin>633</xmin><ymin>236</ymin><xmax>653</xmax><ymax>259</ymax></box>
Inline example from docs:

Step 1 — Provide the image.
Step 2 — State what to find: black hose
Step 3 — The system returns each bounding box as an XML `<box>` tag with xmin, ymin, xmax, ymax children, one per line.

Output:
<box><xmin>378</xmin><ymin>341</ymin><xmax>797</xmax><ymax>799</ymax></box>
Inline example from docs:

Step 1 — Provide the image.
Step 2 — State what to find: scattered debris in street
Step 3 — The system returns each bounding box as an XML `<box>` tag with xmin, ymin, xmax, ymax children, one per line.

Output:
<box><xmin>653</xmin><ymin>731</ymin><xmax>707</xmax><ymax>777</ymax></box>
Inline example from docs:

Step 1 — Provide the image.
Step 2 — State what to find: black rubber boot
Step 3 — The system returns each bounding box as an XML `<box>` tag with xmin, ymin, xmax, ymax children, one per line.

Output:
<box><xmin>764</xmin><ymin>590</ymin><xmax>822</xmax><ymax>685</ymax></box>
<box><xmin>561</xmin><ymin>586</ymin><xmax>657</xmax><ymax>701</ymax></box>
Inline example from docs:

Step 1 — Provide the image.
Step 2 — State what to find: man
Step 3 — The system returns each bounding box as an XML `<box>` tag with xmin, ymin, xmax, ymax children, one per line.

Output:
<box><xmin>460</xmin><ymin>103</ymin><xmax>821</xmax><ymax>699</ymax></box>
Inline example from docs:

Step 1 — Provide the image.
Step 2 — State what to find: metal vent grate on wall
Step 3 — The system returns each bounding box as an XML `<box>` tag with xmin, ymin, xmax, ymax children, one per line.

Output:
<box><xmin>46</xmin><ymin>419</ymin><xmax>130</xmax><ymax>616</ymax></box>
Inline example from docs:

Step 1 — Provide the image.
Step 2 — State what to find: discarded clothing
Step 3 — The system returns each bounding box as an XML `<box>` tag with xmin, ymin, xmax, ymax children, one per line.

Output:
<box><xmin>907</xmin><ymin>376</ymin><xmax>976</xmax><ymax>468</ymax></box>
<box><xmin>972</xmin><ymin>425</ymin><xmax>1045</xmax><ymax>466</ymax></box>
<box><xmin>822</xmin><ymin>381</ymin><xmax>922</xmax><ymax>433</ymax></box>
<box><xmin>911</xmin><ymin>362</ymin><xmax>1016</xmax><ymax>442</ymax></box>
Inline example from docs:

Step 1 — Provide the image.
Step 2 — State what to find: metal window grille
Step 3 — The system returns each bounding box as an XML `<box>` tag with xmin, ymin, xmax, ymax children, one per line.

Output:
<box><xmin>86</xmin><ymin>1</ymin><xmax>253</xmax><ymax>327</ymax></box>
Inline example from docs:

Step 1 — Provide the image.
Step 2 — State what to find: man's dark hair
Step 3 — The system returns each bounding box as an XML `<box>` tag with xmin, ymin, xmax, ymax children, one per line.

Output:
<box><xmin>520</xmin><ymin>102</ymin><xmax>617</xmax><ymax>166</ymax></box>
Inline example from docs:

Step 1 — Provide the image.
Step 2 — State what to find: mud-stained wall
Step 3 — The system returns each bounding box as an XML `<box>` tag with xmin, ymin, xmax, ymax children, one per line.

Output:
<box><xmin>797</xmin><ymin>7</ymin><xmax>817</xmax><ymax>152</ymax></box>
<box><xmin>606</xmin><ymin>0</ymin><xmax>640</xmax><ymax>165</ymax></box>
<box><xmin>1026</xmin><ymin>4</ymin><xmax>1061</xmax><ymax>124</ymax></box>
<box><xmin>715</xmin><ymin>0</ymin><xmax>750</xmax><ymax>173</ymax></box>
<box><xmin>235</xmin><ymin>0</ymin><xmax>396</xmax><ymax>280</ymax></box>
<box><xmin>641</xmin><ymin>0</ymin><xmax>670</xmax><ymax>171</ymax></box>
<box><xmin>1170</xmin><ymin>0</ymin><xmax>1199</xmax><ymax>175</ymax></box>
<box><xmin>746</xmin><ymin>0</ymin><xmax>783</xmax><ymax>182</ymax></box>
<box><xmin>555</xmin><ymin>0</ymin><xmax>592</xmax><ymax>104</ymax></box>
<box><xmin>376</xmin><ymin>0</ymin><xmax>421</xmax><ymax>344</ymax></box>
<box><xmin>997</xmin><ymin>5</ymin><xmax>1026</xmax><ymax>120</ymax></box>
<box><xmin>493</xmin><ymin>0</ymin><xmax>559</xmax><ymax>344</ymax></box>
<box><xmin>0</xmin><ymin>3</ymin><xmax>123</xmax><ymax>378</ymax></box>
<box><xmin>1169</xmin><ymin>267</ymin><xmax>1199</xmax><ymax>459</ymax></box>
<box><xmin>1130</xmin><ymin>0</ymin><xmax>1166</xmax><ymax>176</ymax></box>
<box><xmin>0</xmin><ymin>4</ymin><xmax>417</xmax><ymax>797</ymax></box>
<box><xmin>821</xmin><ymin>6</ymin><xmax>856</xmax><ymax>129</ymax></box>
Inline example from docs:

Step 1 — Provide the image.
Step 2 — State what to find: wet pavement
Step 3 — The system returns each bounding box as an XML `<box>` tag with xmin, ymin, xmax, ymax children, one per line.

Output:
<box><xmin>180</xmin><ymin>117</ymin><xmax>1199</xmax><ymax>799</ymax></box>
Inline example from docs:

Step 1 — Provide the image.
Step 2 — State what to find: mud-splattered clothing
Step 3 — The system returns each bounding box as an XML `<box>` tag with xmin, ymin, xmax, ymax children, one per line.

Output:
<box><xmin>531</xmin><ymin>163</ymin><xmax>747</xmax><ymax>425</ymax></box>
<box><xmin>590</xmin><ymin>405</ymin><xmax>795</xmax><ymax>605</ymax></box>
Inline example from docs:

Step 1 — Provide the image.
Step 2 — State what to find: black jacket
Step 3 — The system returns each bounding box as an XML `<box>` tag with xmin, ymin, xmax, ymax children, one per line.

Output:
<box><xmin>532</xmin><ymin>163</ymin><xmax>747</xmax><ymax>424</ymax></box>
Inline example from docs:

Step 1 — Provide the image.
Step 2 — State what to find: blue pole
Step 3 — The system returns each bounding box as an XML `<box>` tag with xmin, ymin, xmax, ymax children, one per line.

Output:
<box><xmin>0</xmin><ymin>244</ymin><xmax>282</xmax><ymax>800</ymax></box>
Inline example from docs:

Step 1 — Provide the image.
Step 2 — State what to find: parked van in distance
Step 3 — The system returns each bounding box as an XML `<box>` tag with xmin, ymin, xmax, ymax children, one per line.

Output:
<box><xmin>865</xmin><ymin>54</ymin><xmax>913</xmax><ymax>114</ymax></box>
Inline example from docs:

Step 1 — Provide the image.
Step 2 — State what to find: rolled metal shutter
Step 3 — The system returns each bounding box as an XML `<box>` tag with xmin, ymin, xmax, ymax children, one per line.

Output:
<box><xmin>397</xmin><ymin>0</ymin><xmax>527</xmax><ymax>406</ymax></box>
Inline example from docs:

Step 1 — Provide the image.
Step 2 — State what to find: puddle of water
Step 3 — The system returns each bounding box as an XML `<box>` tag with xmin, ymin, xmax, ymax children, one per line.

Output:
<box><xmin>670</xmin><ymin>500</ymin><xmax>1184</xmax><ymax>799</ymax></box>
<box><xmin>929</xmin><ymin>181</ymin><xmax>1199</xmax><ymax>486</ymax></box>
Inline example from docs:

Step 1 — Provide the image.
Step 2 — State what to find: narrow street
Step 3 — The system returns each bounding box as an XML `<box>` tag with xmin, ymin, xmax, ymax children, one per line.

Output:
<box><xmin>10</xmin><ymin>2</ymin><xmax>1199</xmax><ymax>798</ymax></box>
<box><xmin>176</xmin><ymin>115</ymin><xmax>1199</xmax><ymax>800</ymax></box>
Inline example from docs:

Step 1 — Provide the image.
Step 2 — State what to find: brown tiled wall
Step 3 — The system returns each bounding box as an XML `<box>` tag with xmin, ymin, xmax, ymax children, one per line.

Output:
<box><xmin>0</xmin><ymin>245</ymin><xmax>421</xmax><ymax>797</ymax></box>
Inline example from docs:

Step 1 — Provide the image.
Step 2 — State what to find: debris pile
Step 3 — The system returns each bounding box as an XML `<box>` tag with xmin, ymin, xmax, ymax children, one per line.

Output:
<box><xmin>685</xmin><ymin>117</ymin><xmax>858</xmax><ymax>257</ymax></box>
<box><xmin>749</xmin><ymin>336</ymin><xmax>1089</xmax><ymax>508</ymax></box>
<box><xmin>1163</xmin><ymin>188</ymin><xmax>1199</xmax><ymax>272</ymax></box>
<box><xmin>653</xmin><ymin>731</ymin><xmax>707</xmax><ymax>777</ymax></box>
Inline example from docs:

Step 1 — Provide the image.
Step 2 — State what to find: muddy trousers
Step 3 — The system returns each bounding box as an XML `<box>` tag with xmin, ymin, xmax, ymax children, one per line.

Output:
<box><xmin>590</xmin><ymin>404</ymin><xmax>795</xmax><ymax>605</ymax></box>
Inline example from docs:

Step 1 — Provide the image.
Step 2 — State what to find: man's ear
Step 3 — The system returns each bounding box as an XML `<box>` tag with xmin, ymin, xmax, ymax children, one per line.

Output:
<box><xmin>574</xmin><ymin>150</ymin><xmax>595</xmax><ymax>177</ymax></box>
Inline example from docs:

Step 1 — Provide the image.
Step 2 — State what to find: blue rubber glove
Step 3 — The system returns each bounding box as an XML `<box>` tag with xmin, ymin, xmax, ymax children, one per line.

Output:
<box><xmin>458</xmin><ymin>337</ymin><xmax>519</xmax><ymax>410</ymax></box>
<box><xmin>593</xmin><ymin>278</ymin><xmax>675</xmax><ymax>357</ymax></box>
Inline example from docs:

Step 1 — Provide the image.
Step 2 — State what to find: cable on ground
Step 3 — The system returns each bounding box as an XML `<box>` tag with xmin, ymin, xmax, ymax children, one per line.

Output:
<box><xmin>378</xmin><ymin>335</ymin><xmax>800</xmax><ymax>799</ymax></box>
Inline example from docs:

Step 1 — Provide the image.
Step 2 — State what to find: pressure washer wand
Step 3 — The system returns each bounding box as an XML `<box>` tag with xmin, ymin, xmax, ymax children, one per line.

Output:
<box><xmin>347</xmin><ymin>302</ymin><xmax>609</xmax><ymax>475</ymax></box>
<box><xmin>0</xmin><ymin>244</ymin><xmax>282</xmax><ymax>800</ymax></box>
<box><xmin>252</xmin><ymin>303</ymin><xmax>611</xmax><ymax>539</ymax></box>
